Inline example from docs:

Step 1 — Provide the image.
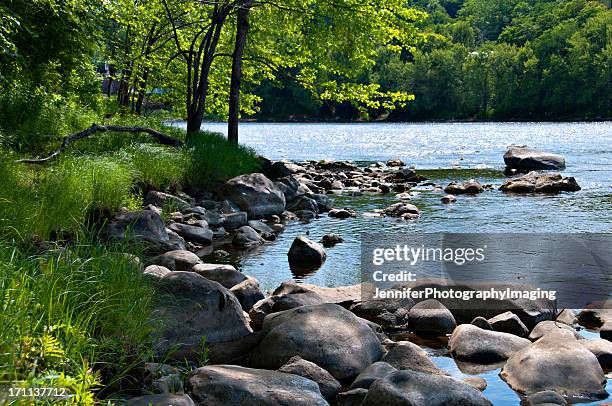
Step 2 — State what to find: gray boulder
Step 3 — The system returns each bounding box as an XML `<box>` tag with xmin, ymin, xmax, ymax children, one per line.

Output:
<box><xmin>230</xmin><ymin>276</ymin><xmax>265</xmax><ymax>311</ymax></box>
<box><xmin>287</xmin><ymin>195</ymin><xmax>319</xmax><ymax>213</ymax></box>
<box><xmin>222</xmin><ymin>211</ymin><xmax>248</xmax><ymax>231</ymax></box>
<box><xmin>247</xmin><ymin>219</ymin><xmax>276</xmax><ymax>240</ymax></box>
<box><xmin>232</xmin><ymin>226</ymin><xmax>265</xmax><ymax>248</ymax></box>
<box><xmin>525</xmin><ymin>390</ymin><xmax>568</xmax><ymax>406</ymax></box>
<box><xmin>449</xmin><ymin>324</ymin><xmax>531</xmax><ymax>363</ymax></box>
<box><xmin>500</xmin><ymin>171</ymin><xmax>580</xmax><ymax>193</ymax></box>
<box><xmin>471</xmin><ymin>316</ymin><xmax>492</xmax><ymax>330</ymax></box>
<box><xmin>382</xmin><ymin>341</ymin><xmax>446</xmax><ymax>375</ymax></box>
<box><xmin>278</xmin><ymin>356</ymin><xmax>341</xmax><ymax>399</ymax></box>
<box><xmin>409</xmin><ymin>299</ymin><xmax>456</xmax><ymax>335</ymax></box>
<box><xmin>153</xmin><ymin>250</ymin><xmax>202</xmax><ymax>272</ymax></box>
<box><xmin>350</xmin><ymin>361</ymin><xmax>397</xmax><ymax>390</ymax></box>
<box><xmin>328</xmin><ymin>208</ymin><xmax>357</xmax><ymax>218</ymax></box>
<box><xmin>363</xmin><ymin>369</ymin><xmax>493</xmax><ymax>406</ymax></box>
<box><xmin>143</xmin><ymin>265</ymin><xmax>172</xmax><ymax>280</ymax></box>
<box><xmin>221</xmin><ymin>173</ymin><xmax>286</xmax><ymax>219</ymax></box>
<box><xmin>128</xmin><ymin>394</ymin><xmax>195</xmax><ymax>406</ymax></box>
<box><xmin>250</xmin><ymin>303</ymin><xmax>384</xmax><ymax>380</ymax></box>
<box><xmin>580</xmin><ymin>338</ymin><xmax>612</xmax><ymax>369</ymax></box>
<box><xmin>187</xmin><ymin>365</ymin><xmax>328</xmax><ymax>406</ymax></box>
<box><xmin>528</xmin><ymin>320</ymin><xmax>581</xmax><ymax>341</ymax></box>
<box><xmin>381</xmin><ymin>202</ymin><xmax>420</xmax><ymax>218</ymax></box>
<box><xmin>102</xmin><ymin>210</ymin><xmax>185</xmax><ymax>253</ymax></box>
<box><xmin>191</xmin><ymin>263</ymin><xmax>245</xmax><ymax>288</ymax></box>
<box><xmin>320</xmin><ymin>233</ymin><xmax>344</xmax><ymax>248</ymax></box>
<box><xmin>504</xmin><ymin>147</ymin><xmax>566</xmax><ymax>171</ymax></box>
<box><xmin>500</xmin><ymin>329</ymin><xmax>607</xmax><ymax>398</ymax></box>
<box><xmin>350</xmin><ymin>298</ymin><xmax>413</xmax><ymax>329</ymax></box>
<box><xmin>168</xmin><ymin>222</ymin><xmax>213</xmax><ymax>245</ymax></box>
<box><xmin>444</xmin><ymin>180</ymin><xmax>484</xmax><ymax>194</ymax></box>
<box><xmin>152</xmin><ymin>272</ymin><xmax>251</xmax><ymax>361</ymax></box>
<box><xmin>488</xmin><ymin>311</ymin><xmax>529</xmax><ymax>337</ymax></box>
<box><xmin>288</xmin><ymin>236</ymin><xmax>327</xmax><ymax>268</ymax></box>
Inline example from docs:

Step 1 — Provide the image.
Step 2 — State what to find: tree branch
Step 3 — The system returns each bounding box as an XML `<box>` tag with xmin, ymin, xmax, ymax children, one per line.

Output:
<box><xmin>16</xmin><ymin>124</ymin><xmax>184</xmax><ymax>164</ymax></box>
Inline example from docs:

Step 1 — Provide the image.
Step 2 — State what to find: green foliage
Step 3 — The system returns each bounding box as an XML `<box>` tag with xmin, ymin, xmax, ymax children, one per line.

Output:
<box><xmin>255</xmin><ymin>0</ymin><xmax>612</xmax><ymax>121</ymax></box>
<box><xmin>0</xmin><ymin>238</ymin><xmax>153</xmax><ymax>403</ymax></box>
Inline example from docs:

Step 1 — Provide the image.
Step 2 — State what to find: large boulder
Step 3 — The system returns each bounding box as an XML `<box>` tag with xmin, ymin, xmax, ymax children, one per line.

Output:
<box><xmin>187</xmin><ymin>365</ymin><xmax>328</xmax><ymax>406</ymax></box>
<box><xmin>278</xmin><ymin>356</ymin><xmax>342</xmax><ymax>399</ymax></box>
<box><xmin>220</xmin><ymin>173</ymin><xmax>286</xmax><ymax>219</ymax></box>
<box><xmin>382</xmin><ymin>341</ymin><xmax>446</xmax><ymax>375</ymax></box>
<box><xmin>102</xmin><ymin>210</ymin><xmax>185</xmax><ymax>253</ymax></box>
<box><xmin>408</xmin><ymin>299</ymin><xmax>456</xmax><ymax>336</ymax></box>
<box><xmin>504</xmin><ymin>147</ymin><xmax>566</xmax><ymax>171</ymax></box>
<box><xmin>151</xmin><ymin>272</ymin><xmax>252</xmax><ymax>361</ymax></box>
<box><xmin>287</xmin><ymin>236</ymin><xmax>327</xmax><ymax>268</ymax></box>
<box><xmin>363</xmin><ymin>369</ymin><xmax>493</xmax><ymax>406</ymax></box>
<box><xmin>448</xmin><ymin>324</ymin><xmax>531</xmax><ymax>363</ymax></box>
<box><xmin>153</xmin><ymin>250</ymin><xmax>202</xmax><ymax>272</ymax></box>
<box><xmin>500</xmin><ymin>329</ymin><xmax>607</xmax><ymax>398</ymax></box>
<box><xmin>249</xmin><ymin>304</ymin><xmax>384</xmax><ymax>380</ymax></box>
<box><xmin>500</xmin><ymin>171</ymin><xmax>580</xmax><ymax>193</ymax></box>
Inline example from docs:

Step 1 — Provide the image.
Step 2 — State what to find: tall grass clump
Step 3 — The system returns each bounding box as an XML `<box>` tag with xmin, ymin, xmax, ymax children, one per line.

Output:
<box><xmin>0</xmin><ymin>156</ymin><xmax>139</xmax><ymax>242</ymax></box>
<box><xmin>186</xmin><ymin>131</ymin><xmax>261</xmax><ymax>188</ymax></box>
<box><xmin>118</xmin><ymin>144</ymin><xmax>190</xmax><ymax>191</ymax></box>
<box><xmin>0</xmin><ymin>238</ymin><xmax>154</xmax><ymax>403</ymax></box>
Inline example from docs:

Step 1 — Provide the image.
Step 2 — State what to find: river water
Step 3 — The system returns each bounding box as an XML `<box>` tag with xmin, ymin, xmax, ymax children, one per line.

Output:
<box><xmin>174</xmin><ymin>121</ymin><xmax>612</xmax><ymax>405</ymax></box>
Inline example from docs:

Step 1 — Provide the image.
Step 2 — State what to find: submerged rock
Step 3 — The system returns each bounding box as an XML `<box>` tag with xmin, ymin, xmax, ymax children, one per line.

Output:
<box><xmin>220</xmin><ymin>173</ymin><xmax>286</xmax><ymax>219</ymax></box>
<box><xmin>320</xmin><ymin>233</ymin><xmax>344</xmax><ymax>247</ymax></box>
<box><xmin>444</xmin><ymin>180</ymin><xmax>484</xmax><ymax>194</ymax></box>
<box><xmin>500</xmin><ymin>171</ymin><xmax>580</xmax><ymax>193</ymax></box>
<box><xmin>363</xmin><ymin>369</ymin><xmax>493</xmax><ymax>406</ymax></box>
<box><xmin>441</xmin><ymin>194</ymin><xmax>457</xmax><ymax>203</ymax></box>
<box><xmin>500</xmin><ymin>329</ymin><xmax>607</xmax><ymax>398</ymax></box>
<box><xmin>328</xmin><ymin>208</ymin><xmax>357</xmax><ymax>219</ymax></box>
<box><xmin>504</xmin><ymin>147</ymin><xmax>566</xmax><ymax>171</ymax></box>
<box><xmin>187</xmin><ymin>365</ymin><xmax>328</xmax><ymax>406</ymax></box>
<box><xmin>249</xmin><ymin>303</ymin><xmax>384</xmax><ymax>380</ymax></box>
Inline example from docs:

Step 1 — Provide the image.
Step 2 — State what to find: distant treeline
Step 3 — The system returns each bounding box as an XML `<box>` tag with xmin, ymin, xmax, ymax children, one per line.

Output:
<box><xmin>250</xmin><ymin>0</ymin><xmax>611</xmax><ymax>121</ymax></box>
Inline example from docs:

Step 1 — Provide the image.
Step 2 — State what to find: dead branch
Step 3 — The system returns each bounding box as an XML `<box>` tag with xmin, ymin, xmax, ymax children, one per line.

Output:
<box><xmin>16</xmin><ymin>124</ymin><xmax>184</xmax><ymax>164</ymax></box>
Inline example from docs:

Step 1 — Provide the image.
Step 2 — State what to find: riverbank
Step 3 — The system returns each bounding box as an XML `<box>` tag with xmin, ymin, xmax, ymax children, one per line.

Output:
<box><xmin>1</xmin><ymin>120</ymin><xmax>611</xmax><ymax>405</ymax></box>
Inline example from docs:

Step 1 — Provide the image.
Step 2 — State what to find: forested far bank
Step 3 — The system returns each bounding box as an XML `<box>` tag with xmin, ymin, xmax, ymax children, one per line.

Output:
<box><xmin>250</xmin><ymin>0</ymin><xmax>612</xmax><ymax>122</ymax></box>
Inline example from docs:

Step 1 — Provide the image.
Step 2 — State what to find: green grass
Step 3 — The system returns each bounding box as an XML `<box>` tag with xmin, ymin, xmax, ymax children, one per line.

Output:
<box><xmin>0</xmin><ymin>104</ymin><xmax>261</xmax><ymax>402</ymax></box>
<box><xmin>0</xmin><ymin>238</ymin><xmax>154</xmax><ymax>404</ymax></box>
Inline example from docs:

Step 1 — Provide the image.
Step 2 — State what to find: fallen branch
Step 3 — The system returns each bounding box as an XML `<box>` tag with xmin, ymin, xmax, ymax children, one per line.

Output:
<box><xmin>16</xmin><ymin>124</ymin><xmax>184</xmax><ymax>164</ymax></box>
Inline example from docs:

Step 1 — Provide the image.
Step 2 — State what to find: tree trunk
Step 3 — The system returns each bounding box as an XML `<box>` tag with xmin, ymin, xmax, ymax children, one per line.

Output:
<box><xmin>135</xmin><ymin>68</ymin><xmax>148</xmax><ymax>115</ymax></box>
<box><xmin>228</xmin><ymin>1</ymin><xmax>252</xmax><ymax>144</ymax></box>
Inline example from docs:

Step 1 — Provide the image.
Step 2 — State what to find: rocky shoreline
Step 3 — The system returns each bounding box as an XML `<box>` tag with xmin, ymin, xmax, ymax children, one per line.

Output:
<box><xmin>101</xmin><ymin>147</ymin><xmax>609</xmax><ymax>405</ymax></box>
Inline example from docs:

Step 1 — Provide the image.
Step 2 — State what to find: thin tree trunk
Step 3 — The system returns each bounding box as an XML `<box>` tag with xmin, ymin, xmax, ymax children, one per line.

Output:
<box><xmin>135</xmin><ymin>68</ymin><xmax>149</xmax><ymax>115</ymax></box>
<box><xmin>228</xmin><ymin>1</ymin><xmax>252</xmax><ymax>144</ymax></box>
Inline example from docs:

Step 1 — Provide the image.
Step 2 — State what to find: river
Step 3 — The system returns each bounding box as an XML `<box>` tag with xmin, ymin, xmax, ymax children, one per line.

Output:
<box><xmin>172</xmin><ymin>121</ymin><xmax>612</xmax><ymax>405</ymax></box>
